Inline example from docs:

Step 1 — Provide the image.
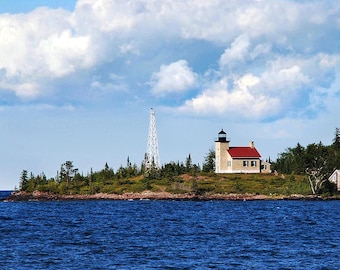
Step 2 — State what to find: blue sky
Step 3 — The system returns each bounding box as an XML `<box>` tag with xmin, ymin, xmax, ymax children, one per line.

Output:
<box><xmin>0</xmin><ymin>0</ymin><xmax>339</xmax><ymax>189</ymax></box>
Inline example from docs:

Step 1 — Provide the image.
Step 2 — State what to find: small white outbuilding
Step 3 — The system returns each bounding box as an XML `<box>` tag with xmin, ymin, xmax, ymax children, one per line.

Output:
<box><xmin>328</xmin><ymin>170</ymin><xmax>340</xmax><ymax>191</ymax></box>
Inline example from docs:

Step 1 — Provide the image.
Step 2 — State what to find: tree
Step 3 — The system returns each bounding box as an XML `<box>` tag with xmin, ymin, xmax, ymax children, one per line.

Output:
<box><xmin>101</xmin><ymin>162</ymin><xmax>115</xmax><ymax>180</ymax></box>
<box><xmin>160</xmin><ymin>162</ymin><xmax>178</xmax><ymax>181</ymax></box>
<box><xmin>202</xmin><ymin>149</ymin><xmax>215</xmax><ymax>173</ymax></box>
<box><xmin>305</xmin><ymin>166</ymin><xmax>329</xmax><ymax>195</ymax></box>
<box><xmin>333</xmin><ymin>127</ymin><xmax>340</xmax><ymax>148</ymax></box>
<box><xmin>190</xmin><ymin>163</ymin><xmax>200</xmax><ymax>176</ymax></box>
<box><xmin>124</xmin><ymin>157</ymin><xmax>138</xmax><ymax>178</ymax></box>
<box><xmin>89</xmin><ymin>168</ymin><xmax>94</xmax><ymax>194</ymax></box>
<box><xmin>59</xmin><ymin>161</ymin><xmax>78</xmax><ymax>191</ymax></box>
<box><xmin>185</xmin><ymin>154</ymin><xmax>192</xmax><ymax>173</ymax></box>
<box><xmin>126</xmin><ymin>156</ymin><xmax>131</xmax><ymax>168</ymax></box>
<box><xmin>273</xmin><ymin>140</ymin><xmax>332</xmax><ymax>176</ymax></box>
<box><xmin>19</xmin><ymin>170</ymin><xmax>29</xmax><ymax>191</ymax></box>
<box><xmin>290</xmin><ymin>143</ymin><xmax>305</xmax><ymax>174</ymax></box>
<box><xmin>329</xmin><ymin>127</ymin><xmax>340</xmax><ymax>171</ymax></box>
<box><xmin>305</xmin><ymin>142</ymin><xmax>328</xmax><ymax>170</ymax></box>
<box><xmin>272</xmin><ymin>150</ymin><xmax>294</xmax><ymax>174</ymax></box>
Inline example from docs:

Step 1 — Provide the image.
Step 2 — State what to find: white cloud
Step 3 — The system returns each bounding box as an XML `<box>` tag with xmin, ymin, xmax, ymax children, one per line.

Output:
<box><xmin>12</xmin><ymin>83</ymin><xmax>40</xmax><ymax>99</ymax></box>
<box><xmin>218</xmin><ymin>35</ymin><xmax>273</xmax><ymax>72</ymax></box>
<box><xmin>219</xmin><ymin>35</ymin><xmax>250</xmax><ymax>67</ymax></box>
<box><xmin>176</xmin><ymin>39</ymin><xmax>340</xmax><ymax>120</ymax></box>
<box><xmin>0</xmin><ymin>0</ymin><xmax>340</xmax><ymax>190</ymax></box>
<box><xmin>0</xmin><ymin>0</ymin><xmax>338</xmax><ymax>107</ymax></box>
<box><xmin>0</xmin><ymin>8</ymin><xmax>77</xmax><ymax>98</ymax></box>
<box><xmin>260</xmin><ymin>64</ymin><xmax>310</xmax><ymax>92</ymax></box>
<box><xmin>91</xmin><ymin>73</ymin><xmax>128</xmax><ymax>93</ymax></box>
<box><xmin>39</xmin><ymin>30</ymin><xmax>92</xmax><ymax>77</ymax></box>
<box><xmin>150</xmin><ymin>60</ymin><xmax>197</xmax><ymax>96</ymax></box>
<box><xmin>176</xmin><ymin>53</ymin><xmax>329</xmax><ymax>119</ymax></box>
<box><xmin>0</xmin><ymin>8</ymin><xmax>72</xmax><ymax>77</ymax></box>
<box><xmin>250</xmin><ymin>43</ymin><xmax>272</xmax><ymax>60</ymax></box>
<box><xmin>73</xmin><ymin>0</ymin><xmax>138</xmax><ymax>33</ymax></box>
<box><xmin>178</xmin><ymin>74</ymin><xmax>279</xmax><ymax>119</ymax></box>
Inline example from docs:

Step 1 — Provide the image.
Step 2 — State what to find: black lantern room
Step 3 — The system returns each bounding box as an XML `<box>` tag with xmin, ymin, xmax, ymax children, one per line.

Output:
<box><xmin>217</xmin><ymin>129</ymin><xmax>227</xmax><ymax>142</ymax></box>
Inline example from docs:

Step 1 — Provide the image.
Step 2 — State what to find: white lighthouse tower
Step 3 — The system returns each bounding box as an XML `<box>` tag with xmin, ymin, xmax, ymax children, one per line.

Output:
<box><xmin>215</xmin><ymin>129</ymin><xmax>230</xmax><ymax>173</ymax></box>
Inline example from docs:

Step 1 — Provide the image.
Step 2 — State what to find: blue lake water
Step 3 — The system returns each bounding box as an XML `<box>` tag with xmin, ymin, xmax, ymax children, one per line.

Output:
<box><xmin>0</xmin><ymin>200</ymin><xmax>339</xmax><ymax>269</ymax></box>
<box><xmin>0</xmin><ymin>191</ymin><xmax>13</xmax><ymax>200</ymax></box>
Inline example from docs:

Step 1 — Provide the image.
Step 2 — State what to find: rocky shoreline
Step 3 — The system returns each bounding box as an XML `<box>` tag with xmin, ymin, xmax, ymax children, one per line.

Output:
<box><xmin>3</xmin><ymin>190</ymin><xmax>334</xmax><ymax>202</ymax></box>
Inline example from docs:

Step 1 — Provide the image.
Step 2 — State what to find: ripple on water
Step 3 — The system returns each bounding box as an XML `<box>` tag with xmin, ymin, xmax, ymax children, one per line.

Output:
<box><xmin>0</xmin><ymin>200</ymin><xmax>339</xmax><ymax>269</ymax></box>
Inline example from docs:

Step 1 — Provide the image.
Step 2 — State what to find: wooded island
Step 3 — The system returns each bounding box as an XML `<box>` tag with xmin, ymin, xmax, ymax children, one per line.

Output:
<box><xmin>8</xmin><ymin>128</ymin><xmax>340</xmax><ymax>200</ymax></box>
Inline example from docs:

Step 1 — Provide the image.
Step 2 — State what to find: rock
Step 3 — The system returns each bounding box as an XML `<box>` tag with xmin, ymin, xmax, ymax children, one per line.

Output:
<box><xmin>3</xmin><ymin>191</ymin><xmax>335</xmax><ymax>202</ymax></box>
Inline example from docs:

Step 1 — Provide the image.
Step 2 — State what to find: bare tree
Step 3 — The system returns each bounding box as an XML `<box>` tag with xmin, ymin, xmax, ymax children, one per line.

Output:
<box><xmin>305</xmin><ymin>166</ymin><xmax>328</xmax><ymax>194</ymax></box>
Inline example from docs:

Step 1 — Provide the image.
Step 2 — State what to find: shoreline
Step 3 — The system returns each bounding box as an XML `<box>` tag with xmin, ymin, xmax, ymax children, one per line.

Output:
<box><xmin>3</xmin><ymin>190</ymin><xmax>337</xmax><ymax>202</ymax></box>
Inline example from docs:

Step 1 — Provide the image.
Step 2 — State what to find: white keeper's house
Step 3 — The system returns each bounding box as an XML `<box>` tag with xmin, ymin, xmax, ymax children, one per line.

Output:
<box><xmin>215</xmin><ymin>129</ymin><xmax>271</xmax><ymax>174</ymax></box>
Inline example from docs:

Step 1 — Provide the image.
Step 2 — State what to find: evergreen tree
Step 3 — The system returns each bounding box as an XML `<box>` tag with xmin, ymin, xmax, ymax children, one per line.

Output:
<box><xmin>185</xmin><ymin>154</ymin><xmax>192</xmax><ymax>173</ymax></box>
<box><xmin>202</xmin><ymin>149</ymin><xmax>215</xmax><ymax>173</ymax></box>
<box><xmin>104</xmin><ymin>162</ymin><xmax>110</xmax><ymax>171</ymax></box>
<box><xmin>333</xmin><ymin>127</ymin><xmax>340</xmax><ymax>148</ymax></box>
<box><xmin>19</xmin><ymin>170</ymin><xmax>29</xmax><ymax>191</ymax></box>
<box><xmin>59</xmin><ymin>161</ymin><xmax>78</xmax><ymax>192</ymax></box>
<box><xmin>273</xmin><ymin>132</ymin><xmax>337</xmax><ymax>179</ymax></box>
<box><xmin>102</xmin><ymin>162</ymin><xmax>115</xmax><ymax>180</ymax></box>
<box><xmin>290</xmin><ymin>143</ymin><xmax>305</xmax><ymax>174</ymax></box>
<box><xmin>329</xmin><ymin>127</ymin><xmax>340</xmax><ymax>170</ymax></box>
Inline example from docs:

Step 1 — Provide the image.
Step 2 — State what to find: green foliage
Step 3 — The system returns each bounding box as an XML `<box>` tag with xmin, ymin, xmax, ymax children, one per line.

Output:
<box><xmin>17</xmin><ymin>162</ymin><xmax>319</xmax><ymax>196</ymax></box>
<box><xmin>202</xmin><ymin>149</ymin><xmax>215</xmax><ymax>173</ymax></box>
<box><xmin>185</xmin><ymin>154</ymin><xmax>192</xmax><ymax>172</ymax></box>
<box><xmin>273</xmin><ymin>128</ymin><xmax>340</xmax><ymax>180</ymax></box>
<box><xmin>18</xmin><ymin>128</ymin><xmax>340</xmax><ymax>197</ymax></box>
<box><xmin>19</xmin><ymin>170</ymin><xmax>29</xmax><ymax>191</ymax></box>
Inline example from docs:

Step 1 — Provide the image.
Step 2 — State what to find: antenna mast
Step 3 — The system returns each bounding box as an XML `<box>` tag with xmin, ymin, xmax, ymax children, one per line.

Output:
<box><xmin>145</xmin><ymin>108</ymin><xmax>160</xmax><ymax>170</ymax></box>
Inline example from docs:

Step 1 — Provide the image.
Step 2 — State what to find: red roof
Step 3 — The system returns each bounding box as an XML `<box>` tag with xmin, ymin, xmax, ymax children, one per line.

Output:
<box><xmin>227</xmin><ymin>147</ymin><xmax>261</xmax><ymax>158</ymax></box>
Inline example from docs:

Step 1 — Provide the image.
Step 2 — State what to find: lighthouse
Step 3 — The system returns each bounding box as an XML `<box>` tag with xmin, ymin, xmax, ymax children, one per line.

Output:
<box><xmin>215</xmin><ymin>129</ymin><xmax>230</xmax><ymax>173</ymax></box>
<box><xmin>214</xmin><ymin>129</ymin><xmax>268</xmax><ymax>174</ymax></box>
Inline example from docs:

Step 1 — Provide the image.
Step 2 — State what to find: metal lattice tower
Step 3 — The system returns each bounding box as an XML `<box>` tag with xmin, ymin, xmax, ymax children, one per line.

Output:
<box><xmin>145</xmin><ymin>108</ymin><xmax>160</xmax><ymax>170</ymax></box>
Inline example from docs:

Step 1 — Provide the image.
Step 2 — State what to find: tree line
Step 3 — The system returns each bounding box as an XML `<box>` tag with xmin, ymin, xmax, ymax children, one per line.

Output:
<box><xmin>18</xmin><ymin>128</ymin><xmax>340</xmax><ymax>195</ymax></box>
<box><xmin>18</xmin><ymin>150</ymin><xmax>216</xmax><ymax>194</ymax></box>
<box><xmin>272</xmin><ymin>128</ymin><xmax>340</xmax><ymax>175</ymax></box>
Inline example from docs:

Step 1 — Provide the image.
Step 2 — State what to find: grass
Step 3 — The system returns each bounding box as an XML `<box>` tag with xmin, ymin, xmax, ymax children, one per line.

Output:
<box><xmin>109</xmin><ymin>173</ymin><xmax>313</xmax><ymax>196</ymax></box>
<box><xmin>166</xmin><ymin>173</ymin><xmax>312</xmax><ymax>196</ymax></box>
<box><xmin>32</xmin><ymin>172</ymin><xmax>325</xmax><ymax>196</ymax></box>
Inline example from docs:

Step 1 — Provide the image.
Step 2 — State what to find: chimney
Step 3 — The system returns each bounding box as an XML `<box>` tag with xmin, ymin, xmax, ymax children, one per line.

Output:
<box><xmin>249</xmin><ymin>141</ymin><xmax>254</xmax><ymax>148</ymax></box>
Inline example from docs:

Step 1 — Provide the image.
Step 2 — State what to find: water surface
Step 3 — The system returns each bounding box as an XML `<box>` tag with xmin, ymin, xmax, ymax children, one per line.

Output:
<box><xmin>0</xmin><ymin>200</ymin><xmax>339</xmax><ymax>269</ymax></box>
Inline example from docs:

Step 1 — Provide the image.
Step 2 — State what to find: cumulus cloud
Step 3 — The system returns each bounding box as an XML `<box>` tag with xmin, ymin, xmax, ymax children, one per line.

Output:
<box><xmin>219</xmin><ymin>35</ymin><xmax>250</xmax><ymax>67</ymax></box>
<box><xmin>150</xmin><ymin>60</ymin><xmax>197</xmax><ymax>96</ymax></box>
<box><xmin>38</xmin><ymin>30</ymin><xmax>92</xmax><ymax>77</ymax></box>
<box><xmin>0</xmin><ymin>8</ymin><xmax>72</xmax><ymax>77</ymax></box>
<box><xmin>178</xmin><ymin>74</ymin><xmax>279</xmax><ymax>119</ymax></box>
<box><xmin>0</xmin><ymin>8</ymin><xmax>80</xmax><ymax>98</ymax></box>
<box><xmin>219</xmin><ymin>34</ymin><xmax>273</xmax><ymax>70</ymax></box>
<box><xmin>0</xmin><ymin>0</ymin><xmax>338</xmax><ymax>119</ymax></box>
<box><xmin>176</xmin><ymin>53</ymin><xmax>336</xmax><ymax>120</ymax></box>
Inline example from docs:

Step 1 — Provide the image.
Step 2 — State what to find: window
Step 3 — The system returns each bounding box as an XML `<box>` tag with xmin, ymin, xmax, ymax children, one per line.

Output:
<box><xmin>251</xmin><ymin>161</ymin><xmax>257</xmax><ymax>167</ymax></box>
<box><xmin>243</xmin><ymin>161</ymin><xmax>248</xmax><ymax>167</ymax></box>
<box><xmin>228</xmin><ymin>161</ymin><xmax>231</xmax><ymax>167</ymax></box>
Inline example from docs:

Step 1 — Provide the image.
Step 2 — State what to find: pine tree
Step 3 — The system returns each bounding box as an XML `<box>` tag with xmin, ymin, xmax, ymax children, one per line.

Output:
<box><xmin>333</xmin><ymin>127</ymin><xmax>340</xmax><ymax>148</ymax></box>
<box><xmin>185</xmin><ymin>154</ymin><xmax>192</xmax><ymax>173</ymax></box>
<box><xmin>202</xmin><ymin>149</ymin><xmax>215</xmax><ymax>173</ymax></box>
<box><xmin>329</xmin><ymin>127</ymin><xmax>340</xmax><ymax>170</ymax></box>
<box><xmin>19</xmin><ymin>170</ymin><xmax>29</xmax><ymax>191</ymax></box>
